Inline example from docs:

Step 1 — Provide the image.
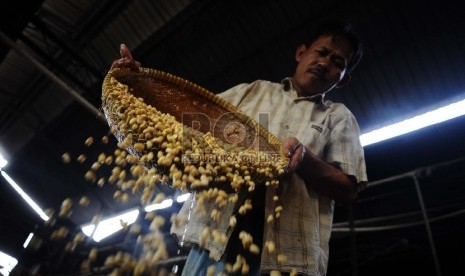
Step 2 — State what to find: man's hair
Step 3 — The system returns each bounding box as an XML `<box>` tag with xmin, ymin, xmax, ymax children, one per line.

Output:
<box><xmin>306</xmin><ymin>19</ymin><xmax>363</xmax><ymax>73</ymax></box>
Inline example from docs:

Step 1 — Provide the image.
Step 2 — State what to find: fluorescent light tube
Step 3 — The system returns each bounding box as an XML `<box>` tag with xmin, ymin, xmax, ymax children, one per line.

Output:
<box><xmin>0</xmin><ymin>250</ymin><xmax>17</xmax><ymax>276</ymax></box>
<box><xmin>145</xmin><ymin>199</ymin><xmax>173</xmax><ymax>212</ymax></box>
<box><xmin>360</xmin><ymin>98</ymin><xmax>465</xmax><ymax>147</ymax></box>
<box><xmin>81</xmin><ymin>209</ymin><xmax>139</xmax><ymax>242</ymax></box>
<box><xmin>176</xmin><ymin>193</ymin><xmax>190</xmax><ymax>203</ymax></box>
<box><xmin>0</xmin><ymin>154</ymin><xmax>7</xmax><ymax>169</ymax></box>
<box><xmin>1</xmin><ymin>171</ymin><xmax>49</xmax><ymax>221</ymax></box>
<box><xmin>23</xmin><ymin>233</ymin><xmax>34</xmax><ymax>248</ymax></box>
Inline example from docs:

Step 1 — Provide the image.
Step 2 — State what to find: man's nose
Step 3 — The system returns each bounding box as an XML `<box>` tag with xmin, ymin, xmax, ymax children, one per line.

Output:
<box><xmin>317</xmin><ymin>59</ymin><xmax>329</xmax><ymax>70</ymax></box>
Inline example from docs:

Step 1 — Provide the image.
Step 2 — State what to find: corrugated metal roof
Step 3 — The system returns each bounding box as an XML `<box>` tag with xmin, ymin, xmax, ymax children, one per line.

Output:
<box><xmin>0</xmin><ymin>0</ymin><xmax>195</xmax><ymax>156</ymax></box>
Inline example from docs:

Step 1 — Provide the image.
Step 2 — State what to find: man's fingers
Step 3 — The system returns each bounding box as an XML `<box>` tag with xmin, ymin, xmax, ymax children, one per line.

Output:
<box><xmin>288</xmin><ymin>144</ymin><xmax>303</xmax><ymax>170</ymax></box>
<box><xmin>282</xmin><ymin>137</ymin><xmax>305</xmax><ymax>173</ymax></box>
<box><xmin>120</xmin><ymin>44</ymin><xmax>133</xmax><ymax>59</ymax></box>
<box><xmin>283</xmin><ymin>137</ymin><xmax>299</xmax><ymax>157</ymax></box>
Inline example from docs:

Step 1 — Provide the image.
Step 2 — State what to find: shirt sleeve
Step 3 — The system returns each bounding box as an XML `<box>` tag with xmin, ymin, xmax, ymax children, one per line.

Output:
<box><xmin>217</xmin><ymin>82</ymin><xmax>256</xmax><ymax>106</ymax></box>
<box><xmin>325</xmin><ymin>107</ymin><xmax>368</xmax><ymax>189</ymax></box>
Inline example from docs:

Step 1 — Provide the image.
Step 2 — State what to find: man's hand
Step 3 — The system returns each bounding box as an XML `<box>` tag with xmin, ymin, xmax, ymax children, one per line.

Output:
<box><xmin>282</xmin><ymin>137</ymin><xmax>306</xmax><ymax>173</ymax></box>
<box><xmin>283</xmin><ymin>137</ymin><xmax>359</xmax><ymax>203</ymax></box>
<box><xmin>111</xmin><ymin>44</ymin><xmax>141</xmax><ymax>70</ymax></box>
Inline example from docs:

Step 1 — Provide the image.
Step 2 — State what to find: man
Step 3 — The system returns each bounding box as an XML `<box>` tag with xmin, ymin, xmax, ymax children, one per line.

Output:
<box><xmin>112</xmin><ymin>19</ymin><xmax>367</xmax><ymax>275</ymax></box>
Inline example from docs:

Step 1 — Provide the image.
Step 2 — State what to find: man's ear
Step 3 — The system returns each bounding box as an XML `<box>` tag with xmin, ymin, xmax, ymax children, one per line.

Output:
<box><xmin>336</xmin><ymin>74</ymin><xmax>351</xmax><ymax>88</ymax></box>
<box><xmin>295</xmin><ymin>44</ymin><xmax>308</xmax><ymax>62</ymax></box>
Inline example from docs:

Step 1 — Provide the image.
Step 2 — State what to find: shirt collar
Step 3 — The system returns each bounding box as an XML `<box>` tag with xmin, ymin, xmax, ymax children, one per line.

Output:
<box><xmin>281</xmin><ymin>78</ymin><xmax>328</xmax><ymax>105</ymax></box>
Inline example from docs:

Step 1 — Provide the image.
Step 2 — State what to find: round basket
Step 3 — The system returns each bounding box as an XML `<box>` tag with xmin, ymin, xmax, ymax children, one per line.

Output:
<box><xmin>101</xmin><ymin>67</ymin><xmax>288</xmax><ymax>190</ymax></box>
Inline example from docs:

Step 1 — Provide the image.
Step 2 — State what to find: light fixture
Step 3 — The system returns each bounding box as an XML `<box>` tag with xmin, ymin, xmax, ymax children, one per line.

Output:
<box><xmin>81</xmin><ymin>209</ymin><xmax>139</xmax><ymax>242</ymax></box>
<box><xmin>360</xmin><ymin>98</ymin><xmax>465</xmax><ymax>147</ymax></box>
<box><xmin>23</xmin><ymin>233</ymin><xmax>34</xmax><ymax>248</ymax></box>
<box><xmin>0</xmin><ymin>153</ymin><xmax>7</xmax><ymax>169</ymax></box>
<box><xmin>81</xmin><ymin>224</ymin><xmax>95</xmax><ymax>237</ymax></box>
<box><xmin>145</xmin><ymin>199</ymin><xmax>173</xmax><ymax>212</ymax></box>
<box><xmin>0</xmin><ymin>250</ymin><xmax>17</xmax><ymax>276</ymax></box>
<box><xmin>176</xmin><ymin>193</ymin><xmax>190</xmax><ymax>203</ymax></box>
<box><xmin>1</xmin><ymin>171</ymin><xmax>49</xmax><ymax>221</ymax></box>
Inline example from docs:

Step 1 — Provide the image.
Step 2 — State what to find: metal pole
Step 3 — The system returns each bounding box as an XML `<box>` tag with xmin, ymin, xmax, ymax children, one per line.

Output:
<box><xmin>348</xmin><ymin>204</ymin><xmax>358</xmax><ymax>276</ymax></box>
<box><xmin>412</xmin><ymin>175</ymin><xmax>442</xmax><ymax>276</ymax></box>
<box><xmin>0</xmin><ymin>31</ymin><xmax>106</xmax><ymax>123</ymax></box>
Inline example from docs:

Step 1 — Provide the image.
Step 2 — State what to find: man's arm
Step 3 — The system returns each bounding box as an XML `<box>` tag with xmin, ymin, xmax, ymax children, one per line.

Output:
<box><xmin>283</xmin><ymin>137</ymin><xmax>359</xmax><ymax>204</ymax></box>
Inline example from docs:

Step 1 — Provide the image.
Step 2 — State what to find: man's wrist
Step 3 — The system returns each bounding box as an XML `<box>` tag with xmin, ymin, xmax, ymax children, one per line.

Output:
<box><xmin>296</xmin><ymin>146</ymin><xmax>311</xmax><ymax>177</ymax></box>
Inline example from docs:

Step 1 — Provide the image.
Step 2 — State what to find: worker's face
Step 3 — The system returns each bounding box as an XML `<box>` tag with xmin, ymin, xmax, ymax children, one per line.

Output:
<box><xmin>292</xmin><ymin>35</ymin><xmax>354</xmax><ymax>97</ymax></box>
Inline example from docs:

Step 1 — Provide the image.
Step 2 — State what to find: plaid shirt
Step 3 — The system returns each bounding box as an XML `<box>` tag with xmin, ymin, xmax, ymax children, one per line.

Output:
<box><xmin>171</xmin><ymin>78</ymin><xmax>367</xmax><ymax>275</ymax></box>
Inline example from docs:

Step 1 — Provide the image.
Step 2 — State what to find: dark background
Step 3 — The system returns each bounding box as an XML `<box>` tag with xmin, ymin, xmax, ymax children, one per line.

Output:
<box><xmin>1</xmin><ymin>0</ymin><xmax>464</xmax><ymax>275</ymax></box>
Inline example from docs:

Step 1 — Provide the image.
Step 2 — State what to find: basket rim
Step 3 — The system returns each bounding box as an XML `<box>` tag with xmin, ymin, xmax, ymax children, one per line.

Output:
<box><xmin>102</xmin><ymin>67</ymin><xmax>286</xmax><ymax>158</ymax></box>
